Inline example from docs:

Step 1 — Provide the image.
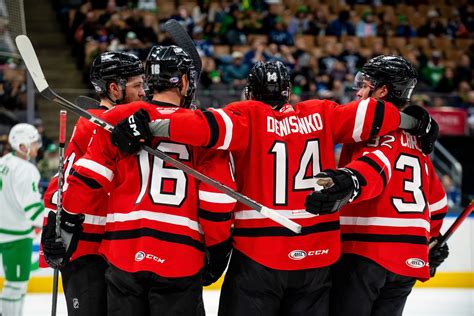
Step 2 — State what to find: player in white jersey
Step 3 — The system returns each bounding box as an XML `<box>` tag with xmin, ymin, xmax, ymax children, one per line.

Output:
<box><xmin>0</xmin><ymin>123</ymin><xmax>44</xmax><ymax>316</ymax></box>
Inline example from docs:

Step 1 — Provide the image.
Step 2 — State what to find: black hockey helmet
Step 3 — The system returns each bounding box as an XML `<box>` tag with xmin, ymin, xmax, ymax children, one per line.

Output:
<box><xmin>145</xmin><ymin>45</ymin><xmax>197</xmax><ymax>108</ymax></box>
<box><xmin>90</xmin><ymin>51</ymin><xmax>144</xmax><ymax>104</ymax></box>
<box><xmin>354</xmin><ymin>55</ymin><xmax>417</xmax><ymax>107</ymax></box>
<box><xmin>245</xmin><ymin>61</ymin><xmax>291</xmax><ymax>109</ymax></box>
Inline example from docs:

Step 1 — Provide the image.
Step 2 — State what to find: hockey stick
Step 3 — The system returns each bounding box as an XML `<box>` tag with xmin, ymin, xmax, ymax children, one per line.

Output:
<box><xmin>429</xmin><ymin>200</ymin><xmax>474</xmax><ymax>249</ymax></box>
<box><xmin>76</xmin><ymin>95</ymin><xmax>99</xmax><ymax>109</ymax></box>
<box><xmin>163</xmin><ymin>19</ymin><xmax>202</xmax><ymax>82</ymax></box>
<box><xmin>15</xmin><ymin>35</ymin><xmax>301</xmax><ymax>234</ymax></box>
<box><xmin>51</xmin><ymin>110</ymin><xmax>67</xmax><ymax>316</ymax></box>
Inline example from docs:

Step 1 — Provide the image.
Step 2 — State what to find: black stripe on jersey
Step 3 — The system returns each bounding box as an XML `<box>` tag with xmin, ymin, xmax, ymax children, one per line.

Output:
<box><xmin>69</xmin><ymin>168</ymin><xmax>102</xmax><ymax>189</ymax></box>
<box><xmin>203</xmin><ymin>110</ymin><xmax>219</xmax><ymax>148</ymax></box>
<box><xmin>370</xmin><ymin>99</ymin><xmax>385</xmax><ymax>136</ymax></box>
<box><xmin>234</xmin><ymin>221</ymin><xmax>339</xmax><ymax>237</ymax></box>
<box><xmin>103</xmin><ymin>228</ymin><xmax>204</xmax><ymax>251</ymax></box>
<box><xmin>430</xmin><ymin>213</ymin><xmax>446</xmax><ymax>220</ymax></box>
<box><xmin>341</xmin><ymin>233</ymin><xmax>428</xmax><ymax>245</ymax></box>
<box><xmin>198</xmin><ymin>209</ymin><xmax>232</xmax><ymax>222</ymax></box>
<box><xmin>79</xmin><ymin>232</ymin><xmax>103</xmax><ymax>243</ymax></box>
<box><xmin>357</xmin><ymin>156</ymin><xmax>387</xmax><ymax>188</ymax></box>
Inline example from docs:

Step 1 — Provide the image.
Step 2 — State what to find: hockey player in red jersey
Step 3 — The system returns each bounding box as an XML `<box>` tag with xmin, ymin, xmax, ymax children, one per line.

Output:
<box><xmin>61</xmin><ymin>45</ymin><xmax>236</xmax><ymax>315</ymax></box>
<box><xmin>111</xmin><ymin>60</ymin><xmax>437</xmax><ymax>315</ymax></box>
<box><xmin>305</xmin><ymin>56</ymin><xmax>448</xmax><ymax>316</ymax></box>
<box><xmin>40</xmin><ymin>51</ymin><xmax>145</xmax><ymax>315</ymax></box>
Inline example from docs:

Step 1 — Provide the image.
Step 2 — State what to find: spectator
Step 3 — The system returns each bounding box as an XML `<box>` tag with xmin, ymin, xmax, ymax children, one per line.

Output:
<box><xmin>447</xmin><ymin>10</ymin><xmax>469</xmax><ymax>39</ymax></box>
<box><xmin>441</xmin><ymin>174</ymin><xmax>461</xmax><ymax>208</ymax></box>
<box><xmin>418</xmin><ymin>9</ymin><xmax>447</xmax><ymax>37</ymax></box>
<box><xmin>339</xmin><ymin>39</ymin><xmax>365</xmax><ymax>74</ymax></box>
<box><xmin>436</xmin><ymin>67</ymin><xmax>457</xmax><ymax>93</ymax></box>
<box><xmin>356</xmin><ymin>11</ymin><xmax>377</xmax><ymax>37</ymax></box>
<box><xmin>287</xmin><ymin>6</ymin><xmax>310</xmax><ymax>36</ymax></box>
<box><xmin>200</xmin><ymin>57</ymin><xmax>220</xmax><ymax>89</ymax></box>
<box><xmin>326</xmin><ymin>10</ymin><xmax>355</xmax><ymax>36</ymax></box>
<box><xmin>422</xmin><ymin>51</ymin><xmax>445</xmax><ymax>88</ymax></box>
<box><xmin>395</xmin><ymin>15</ymin><xmax>416</xmax><ymax>38</ymax></box>
<box><xmin>319</xmin><ymin>42</ymin><xmax>341</xmax><ymax>75</ymax></box>
<box><xmin>455</xmin><ymin>54</ymin><xmax>473</xmax><ymax>84</ymax></box>
<box><xmin>243</xmin><ymin>38</ymin><xmax>272</xmax><ymax>67</ymax></box>
<box><xmin>33</xmin><ymin>118</ymin><xmax>52</xmax><ymax>161</ymax></box>
<box><xmin>221</xmin><ymin>51</ymin><xmax>250</xmax><ymax>85</ymax></box>
<box><xmin>37</xmin><ymin>143</ymin><xmax>59</xmax><ymax>192</ymax></box>
<box><xmin>268</xmin><ymin>17</ymin><xmax>294</xmax><ymax>46</ymax></box>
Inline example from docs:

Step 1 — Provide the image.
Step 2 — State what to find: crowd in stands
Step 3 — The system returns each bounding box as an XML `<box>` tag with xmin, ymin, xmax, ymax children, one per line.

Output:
<box><xmin>52</xmin><ymin>0</ymin><xmax>474</xmax><ymax>130</ymax></box>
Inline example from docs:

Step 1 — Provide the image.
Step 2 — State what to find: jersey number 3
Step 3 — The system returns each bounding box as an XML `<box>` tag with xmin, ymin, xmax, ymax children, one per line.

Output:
<box><xmin>392</xmin><ymin>154</ymin><xmax>427</xmax><ymax>213</ymax></box>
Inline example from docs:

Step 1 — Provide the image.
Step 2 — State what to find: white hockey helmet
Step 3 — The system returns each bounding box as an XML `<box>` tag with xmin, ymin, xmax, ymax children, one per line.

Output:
<box><xmin>8</xmin><ymin>123</ymin><xmax>42</xmax><ymax>152</ymax></box>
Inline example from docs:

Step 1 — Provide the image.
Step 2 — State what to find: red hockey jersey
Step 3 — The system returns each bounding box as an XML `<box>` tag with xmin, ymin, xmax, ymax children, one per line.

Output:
<box><xmin>62</xmin><ymin>101</ymin><xmax>236</xmax><ymax>277</ymax></box>
<box><xmin>339</xmin><ymin>129</ymin><xmax>447</xmax><ymax>280</ymax></box>
<box><xmin>167</xmin><ymin>98</ymin><xmax>402</xmax><ymax>270</ymax></box>
<box><xmin>40</xmin><ymin>108</ymin><xmax>108</xmax><ymax>267</ymax></box>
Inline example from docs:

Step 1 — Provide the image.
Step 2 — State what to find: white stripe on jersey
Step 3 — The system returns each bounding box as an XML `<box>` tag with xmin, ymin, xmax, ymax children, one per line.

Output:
<box><xmin>352</xmin><ymin>98</ymin><xmax>370</xmax><ymax>142</ymax></box>
<box><xmin>340</xmin><ymin>216</ymin><xmax>430</xmax><ymax>231</ymax></box>
<box><xmin>107</xmin><ymin>210</ymin><xmax>203</xmax><ymax>234</ymax></box>
<box><xmin>199</xmin><ymin>190</ymin><xmax>236</xmax><ymax>204</ymax></box>
<box><xmin>429</xmin><ymin>195</ymin><xmax>448</xmax><ymax>214</ymax></box>
<box><xmin>75</xmin><ymin>158</ymin><xmax>114</xmax><ymax>182</ymax></box>
<box><xmin>234</xmin><ymin>209</ymin><xmax>317</xmax><ymax>220</ymax></box>
<box><xmin>372</xmin><ymin>150</ymin><xmax>392</xmax><ymax>179</ymax></box>
<box><xmin>212</xmin><ymin>108</ymin><xmax>233</xmax><ymax>150</ymax></box>
<box><xmin>46</xmin><ymin>207</ymin><xmax>106</xmax><ymax>226</ymax></box>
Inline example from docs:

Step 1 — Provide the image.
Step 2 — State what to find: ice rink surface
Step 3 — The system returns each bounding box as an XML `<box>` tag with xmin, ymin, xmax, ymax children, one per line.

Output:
<box><xmin>23</xmin><ymin>288</ymin><xmax>474</xmax><ymax>315</ymax></box>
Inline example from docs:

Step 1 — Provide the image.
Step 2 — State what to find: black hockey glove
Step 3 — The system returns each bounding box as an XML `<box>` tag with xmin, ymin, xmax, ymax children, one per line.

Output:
<box><xmin>402</xmin><ymin>105</ymin><xmax>439</xmax><ymax>154</ymax></box>
<box><xmin>203</xmin><ymin>238</ymin><xmax>232</xmax><ymax>286</ymax></box>
<box><xmin>41</xmin><ymin>210</ymin><xmax>85</xmax><ymax>269</ymax></box>
<box><xmin>428</xmin><ymin>236</ymin><xmax>449</xmax><ymax>277</ymax></box>
<box><xmin>111</xmin><ymin>109</ymin><xmax>152</xmax><ymax>155</ymax></box>
<box><xmin>305</xmin><ymin>168</ymin><xmax>363</xmax><ymax>215</ymax></box>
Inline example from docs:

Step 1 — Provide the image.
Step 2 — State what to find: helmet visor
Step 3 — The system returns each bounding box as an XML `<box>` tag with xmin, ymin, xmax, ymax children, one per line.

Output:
<box><xmin>353</xmin><ymin>71</ymin><xmax>378</xmax><ymax>91</ymax></box>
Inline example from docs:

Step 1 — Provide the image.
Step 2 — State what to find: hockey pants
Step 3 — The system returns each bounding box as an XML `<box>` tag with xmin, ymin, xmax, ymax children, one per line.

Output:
<box><xmin>330</xmin><ymin>254</ymin><xmax>417</xmax><ymax>316</ymax></box>
<box><xmin>219</xmin><ymin>250</ymin><xmax>331</xmax><ymax>316</ymax></box>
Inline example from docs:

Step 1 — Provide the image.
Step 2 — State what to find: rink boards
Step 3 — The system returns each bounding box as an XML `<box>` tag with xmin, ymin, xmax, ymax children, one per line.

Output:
<box><xmin>1</xmin><ymin>216</ymin><xmax>473</xmax><ymax>292</ymax></box>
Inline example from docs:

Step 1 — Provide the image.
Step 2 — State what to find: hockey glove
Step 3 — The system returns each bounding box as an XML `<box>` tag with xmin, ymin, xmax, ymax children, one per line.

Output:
<box><xmin>41</xmin><ymin>210</ymin><xmax>85</xmax><ymax>269</ymax></box>
<box><xmin>111</xmin><ymin>109</ymin><xmax>152</xmax><ymax>155</ymax></box>
<box><xmin>402</xmin><ymin>105</ymin><xmax>439</xmax><ymax>154</ymax></box>
<box><xmin>428</xmin><ymin>236</ymin><xmax>449</xmax><ymax>277</ymax></box>
<box><xmin>305</xmin><ymin>168</ymin><xmax>362</xmax><ymax>215</ymax></box>
<box><xmin>203</xmin><ymin>238</ymin><xmax>232</xmax><ymax>286</ymax></box>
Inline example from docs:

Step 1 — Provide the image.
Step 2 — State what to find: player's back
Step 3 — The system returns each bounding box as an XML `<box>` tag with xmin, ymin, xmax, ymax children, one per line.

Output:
<box><xmin>338</xmin><ymin>129</ymin><xmax>447</xmax><ymax>280</ymax></box>
<box><xmin>226</xmin><ymin>99</ymin><xmax>348</xmax><ymax>270</ymax></box>
<box><xmin>66</xmin><ymin>101</ymin><xmax>235</xmax><ymax>278</ymax></box>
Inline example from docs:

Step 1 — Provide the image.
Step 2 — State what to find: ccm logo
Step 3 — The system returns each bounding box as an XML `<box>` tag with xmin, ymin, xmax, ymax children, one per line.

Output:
<box><xmin>406</xmin><ymin>258</ymin><xmax>425</xmax><ymax>268</ymax></box>
<box><xmin>128</xmin><ymin>115</ymin><xmax>141</xmax><ymax>136</ymax></box>
<box><xmin>288</xmin><ymin>249</ymin><xmax>329</xmax><ymax>260</ymax></box>
<box><xmin>135</xmin><ymin>251</ymin><xmax>166</xmax><ymax>264</ymax></box>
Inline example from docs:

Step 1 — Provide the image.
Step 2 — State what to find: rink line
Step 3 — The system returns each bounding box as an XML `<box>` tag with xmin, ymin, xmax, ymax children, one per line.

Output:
<box><xmin>1</xmin><ymin>272</ymin><xmax>473</xmax><ymax>293</ymax></box>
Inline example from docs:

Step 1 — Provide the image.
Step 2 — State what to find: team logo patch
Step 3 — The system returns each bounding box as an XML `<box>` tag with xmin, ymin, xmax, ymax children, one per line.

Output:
<box><xmin>406</xmin><ymin>258</ymin><xmax>425</xmax><ymax>268</ymax></box>
<box><xmin>288</xmin><ymin>250</ymin><xmax>307</xmax><ymax>260</ymax></box>
<box><xmin>135</xmin><ymin>251</ymin><xmax>146</xmax><ymax>262</ymax></box>
<box><xmin>73</xmin><ymin>298</ymin><xmax>79</xmax><ymax>309</ymax></box>
<box><xmin>169</xmin><ymin>77</ymin><xmax>179</xmax><ymax>83</ymax></box>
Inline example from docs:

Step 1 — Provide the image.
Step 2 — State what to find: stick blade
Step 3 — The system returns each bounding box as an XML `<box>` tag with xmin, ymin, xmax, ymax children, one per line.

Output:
<box><xmin>15</xmin><ymin>35</ymin><xmax>49</xmax><ymax>93</ymax></box>
<box><xmin>163</xmin><ymin>19</ymin><xmax>202</xmax><ymax>79</ymax></box>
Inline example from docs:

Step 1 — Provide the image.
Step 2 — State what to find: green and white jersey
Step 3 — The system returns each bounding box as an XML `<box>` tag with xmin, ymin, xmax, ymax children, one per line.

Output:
<box><xmin>0</xmin><ymin>153</ymin><xmax>44</xmax><ymax>243</ymax></box>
